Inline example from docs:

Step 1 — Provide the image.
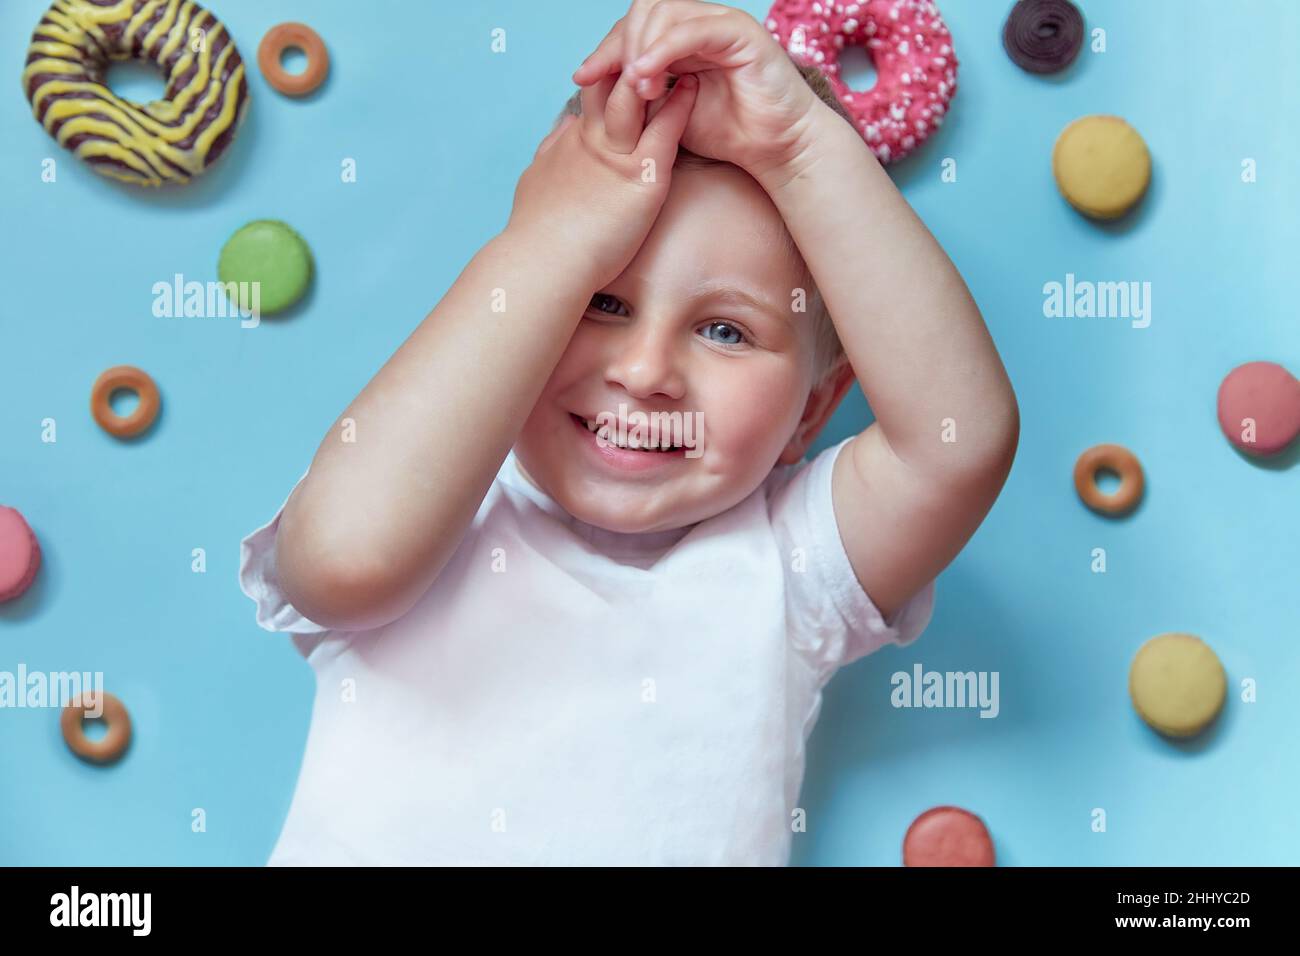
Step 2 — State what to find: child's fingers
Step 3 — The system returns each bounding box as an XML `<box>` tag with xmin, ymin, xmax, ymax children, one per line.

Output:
<box><xmin>572</xmin><ymin>22</ymin><xmax>625</xmax><ymax>85</ymax></box>
<box><xmin>628</xmin><ymin>1</ymin><xmax>720</xmax><ymax>99</ymax></box>
<box><xmin>638</xmin><ymin>72</ymin><xmax>697</xmax><ymax>157</ymax></box>
<box><xmin>635</xmin><ymin>74</ymin><xmax>668</xmax><ymax>101</ymax></box>
<box><xmin>579</xmin><ymin>72</ymin><xmax>618</xmax><ymax>127</ymax></box>
<box><xmin>618</xmin><ymin>0</ymin><xmax>661</xmax><ymax>81</ymax></box>
<box><xmin>643</xmin><ymin>88</ymin><xmax>672</xmax><ymax>124</ymax></box>
<box><xmin>603</xmin><ymin>72</ymin><xmax>647</xmax><ymax>154</ymax></box>
<box><xmin>575</xmin><ymin>0</ymin><xmax>656</xmax><ymax>85</ymax></box>
<box><xmin>639</xmin><ymin>0</ymin><xmax>694</xmax><ymax>46</ymax></box>
<box><xmin>628</xmin><ymin>13</ymin><xmax>753</xmax><ymax>81</ymax></box>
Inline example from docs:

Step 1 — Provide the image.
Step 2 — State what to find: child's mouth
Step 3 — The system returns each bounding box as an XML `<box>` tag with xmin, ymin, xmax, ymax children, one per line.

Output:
<box><xmin>569</xmin><ymin>412</ymin><xmax>690</xmax><ymax>471</ymax></box>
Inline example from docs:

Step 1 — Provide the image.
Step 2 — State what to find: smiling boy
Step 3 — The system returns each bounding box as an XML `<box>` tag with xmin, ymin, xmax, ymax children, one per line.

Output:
<box><xmin>239</xmin><ymin>0</ymin><xmax>1017</xmax><ymax>865</ymax></box>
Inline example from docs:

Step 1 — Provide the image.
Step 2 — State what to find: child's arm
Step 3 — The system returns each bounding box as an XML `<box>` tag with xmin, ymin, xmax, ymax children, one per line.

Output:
<box><xmin>758</xmin><ymin>114</ymin><xmax>1019</xmax><ymax>622</ymax></box>
<box><xmin>615</xmin><ymin>3</ymin><xmax>1018</xmax><ymax>621</ymax></box>
<box><xmin>274</xmin><ymin>73</ymin><xmax>699</xmax><ymax>631</ymax></box>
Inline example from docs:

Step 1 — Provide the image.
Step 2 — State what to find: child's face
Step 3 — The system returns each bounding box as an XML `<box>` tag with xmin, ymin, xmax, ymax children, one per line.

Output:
<box><xmin>515</xmin><ymin>163</ymin><xmax>834</xmax><ymax>534</ymax></box>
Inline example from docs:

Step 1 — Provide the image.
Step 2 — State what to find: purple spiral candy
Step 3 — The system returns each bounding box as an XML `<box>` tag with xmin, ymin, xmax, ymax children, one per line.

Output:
<box><xmin>1003</xmin><ymin>0</ymin><xmax>1085</xmax><ymax>75</ymax></box>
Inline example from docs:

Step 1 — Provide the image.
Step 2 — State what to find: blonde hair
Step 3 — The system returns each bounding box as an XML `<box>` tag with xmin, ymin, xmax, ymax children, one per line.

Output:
<box><xmin>557</xmin><ymin>60</ymin><xmax>852</xmax><ymax>385</ymax></box>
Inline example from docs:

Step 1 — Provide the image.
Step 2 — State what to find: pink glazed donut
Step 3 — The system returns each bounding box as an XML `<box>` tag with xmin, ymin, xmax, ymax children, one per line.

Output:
<box><xmin>764</xmin><ymin>0</ymin><xmax>958</xmax><ymax>163</ymax></box>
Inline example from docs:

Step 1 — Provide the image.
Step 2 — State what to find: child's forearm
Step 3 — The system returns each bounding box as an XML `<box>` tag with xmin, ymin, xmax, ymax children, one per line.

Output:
<box><xmin>756</xmin><ymin>111</ymin><xmax>1018</xmax><ymax>479</ymax></box>
<box><xmin>276</xmin><ymin>227</ymin><xmax>592</xmax><ymax>630</ymax></box>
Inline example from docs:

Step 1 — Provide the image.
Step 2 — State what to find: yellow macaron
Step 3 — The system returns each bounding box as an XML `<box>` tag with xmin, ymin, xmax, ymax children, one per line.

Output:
<box><xmin>1129</xmin><ymin>632</ymin><xmax>1227</xmax><ymax>738</ymax></box>
<box><xmin>1053</xmin><ymin>115</ymin><xmax>1152</xmax><ymax>219</ymax></box>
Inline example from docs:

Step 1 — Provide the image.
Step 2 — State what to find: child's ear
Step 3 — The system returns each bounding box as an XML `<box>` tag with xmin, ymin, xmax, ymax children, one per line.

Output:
<box><xmin>778</xmin><ymin>358</ymin><xmax>856</xmax><ymax>465</ymax></box>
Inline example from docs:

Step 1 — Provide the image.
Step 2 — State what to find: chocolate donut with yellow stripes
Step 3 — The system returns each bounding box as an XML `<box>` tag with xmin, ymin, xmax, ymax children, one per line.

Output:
<box><xmin>22</xmin><ymin>0</ymin><xmax>249</xmax><ymax>187</ymax></box>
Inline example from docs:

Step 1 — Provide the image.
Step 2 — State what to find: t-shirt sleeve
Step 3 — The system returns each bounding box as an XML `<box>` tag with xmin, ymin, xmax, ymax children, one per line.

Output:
<box><xmin>767</xmin><ymin>436</ymin><xmax>936</xmax><ymax>684</ymax></box>
<box><xmin>238</xmin><ymin>470</ymin><xmax>331</xmax><ymax>637</ymax></box>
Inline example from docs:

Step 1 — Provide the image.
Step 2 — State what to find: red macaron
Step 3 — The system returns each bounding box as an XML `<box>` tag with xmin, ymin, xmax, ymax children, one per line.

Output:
<box><xmin>903</xmin><ymin>806</ymin><xmax>996</xmax><ymax>867</ymax></box>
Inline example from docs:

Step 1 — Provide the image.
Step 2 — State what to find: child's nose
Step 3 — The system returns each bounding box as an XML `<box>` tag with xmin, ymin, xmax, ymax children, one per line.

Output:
<box><xmin>605</xmin><ymin>326</ymin><xmax>687</xmax><ymax>400</ymax></box>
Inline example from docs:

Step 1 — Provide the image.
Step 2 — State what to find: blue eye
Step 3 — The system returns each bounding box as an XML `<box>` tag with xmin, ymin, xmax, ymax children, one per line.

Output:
<box><xmin>587</xmin><ymin>293</ymin><xmax>627</xmax><ymax>316</ymax></box>
<box><xmin>699</xmin><ymin>321</ymin><xmax>747</xmax><ymax>347</ymax></box>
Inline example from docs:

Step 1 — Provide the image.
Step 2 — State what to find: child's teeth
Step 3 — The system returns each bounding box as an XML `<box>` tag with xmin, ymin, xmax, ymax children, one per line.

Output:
<box><xmin>579</xmin><ymin>413</ymin><xmax>685</xmax><ymax>452</ymax></box>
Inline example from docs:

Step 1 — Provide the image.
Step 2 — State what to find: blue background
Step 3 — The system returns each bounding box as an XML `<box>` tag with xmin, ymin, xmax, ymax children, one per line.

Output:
<box><xmin>2</xmin><ymin>0</ymin><xmax>1297</xmax><ymax>866</ymax></box>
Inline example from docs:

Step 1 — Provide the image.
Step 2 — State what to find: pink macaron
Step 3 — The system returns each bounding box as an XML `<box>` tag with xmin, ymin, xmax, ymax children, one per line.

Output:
<box><xmin>0</xmin><ymin>506</ymin><xmax>41</xmax><ymax>602</ymax></box>
<box><xmin>1217</xmin><ymin>361</ymin><xmax>1300</xmax><ymax>457</ymax></box>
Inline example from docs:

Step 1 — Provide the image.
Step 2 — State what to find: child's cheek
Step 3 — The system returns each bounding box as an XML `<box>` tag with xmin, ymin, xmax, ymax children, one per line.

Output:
<box><xmin>699</xmin><ymin>364</ymin><xmax>806</xmax><ymax>467</ymax></box>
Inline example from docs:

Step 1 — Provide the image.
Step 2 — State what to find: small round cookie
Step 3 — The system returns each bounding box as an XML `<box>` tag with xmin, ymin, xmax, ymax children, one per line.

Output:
<box><xmin>91</xmin><ymin>366</ymin><xmax>161</xmax><ymax>439</ymax></box>
<box><xmin>61</xmin><ymin>692</ymin><xmax>132</xmax><ymax>764</ymax></box>
<box><xmin>1216</xmin><ymin>361</ymin><xmax>1300</xmax><ymax>457</ymax></box>
<box><xmin>1129</xmin><ymin>633</ymin><xmax>1227</xmax><ymax>738</ymax></box>
<box><xmin>1053</xmin><ymin>115</ymin><xmax>1151</xmax><ymax>219</ymax></box>
<box><xmin>1003</xmin><ymin>0</ymin><xmax>1085</xmax><ymax>75</ymax></box>
<box><xmin>218</xmin><ymin>220</ymin><xmax>314</xmax><ymax>315</ymax></box>
<box><xmin>258</xmin><ymin>23</ymin><xmax>330</xmax><ymax>97</ymax></box>
<box><xmin>0</xmin><ymin>506</ymin><xmax>41</xmax><ymax>603</ymax></box>
<box><xmin>1074</xmin><ymin>444</ymin><xmax>1144</xmax><ymax>516</ymax></box>
<box><xmin>903</xmin><ymin>806</ymin><xmax>996</xmax><ymax>867</ymax></box>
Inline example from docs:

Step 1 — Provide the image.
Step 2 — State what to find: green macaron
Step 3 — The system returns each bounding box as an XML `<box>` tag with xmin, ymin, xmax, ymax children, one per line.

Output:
<box><xmin>218</xmin><ymin>219</ymin><xmax>313</xmax><ymax>315</ymax></box>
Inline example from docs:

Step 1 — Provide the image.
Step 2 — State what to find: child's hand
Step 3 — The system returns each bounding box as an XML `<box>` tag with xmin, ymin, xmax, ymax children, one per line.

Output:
<box><xmin>506</xmin><ymin>68</ymin><xmax>698</xmax><ymax>293</ymax></box>
<box><xmin>572</xmin><ymin>0</ymin><xmax>832</xmax><ymax>185</ymax></box>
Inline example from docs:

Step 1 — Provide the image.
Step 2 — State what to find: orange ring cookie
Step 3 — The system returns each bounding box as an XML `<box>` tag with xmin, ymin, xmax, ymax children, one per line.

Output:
<box><xmin>1074</xmin><ymin>443</ymin><xmax>1144</xmax><ymax>516</ymax></box>
<box><xmin>91</xmin><ymin>366</ymin><xmax>160</xmax><ymax>439</ymax></box>
<box><xmin>61</xmin><ymin>692</ymin><xmax>132</xmax><ymax>764</ymax></box>
<box><xmin>258</xmin><ymin>23</ymin><xmax>329</xmax><ymax>97</ymax></box>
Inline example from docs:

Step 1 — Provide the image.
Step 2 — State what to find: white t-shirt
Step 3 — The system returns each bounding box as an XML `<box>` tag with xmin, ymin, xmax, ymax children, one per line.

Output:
<box><xmin>238</xmin><ymin>437</ymin><xmax>935</xmax><ymax>865</ymax></box>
